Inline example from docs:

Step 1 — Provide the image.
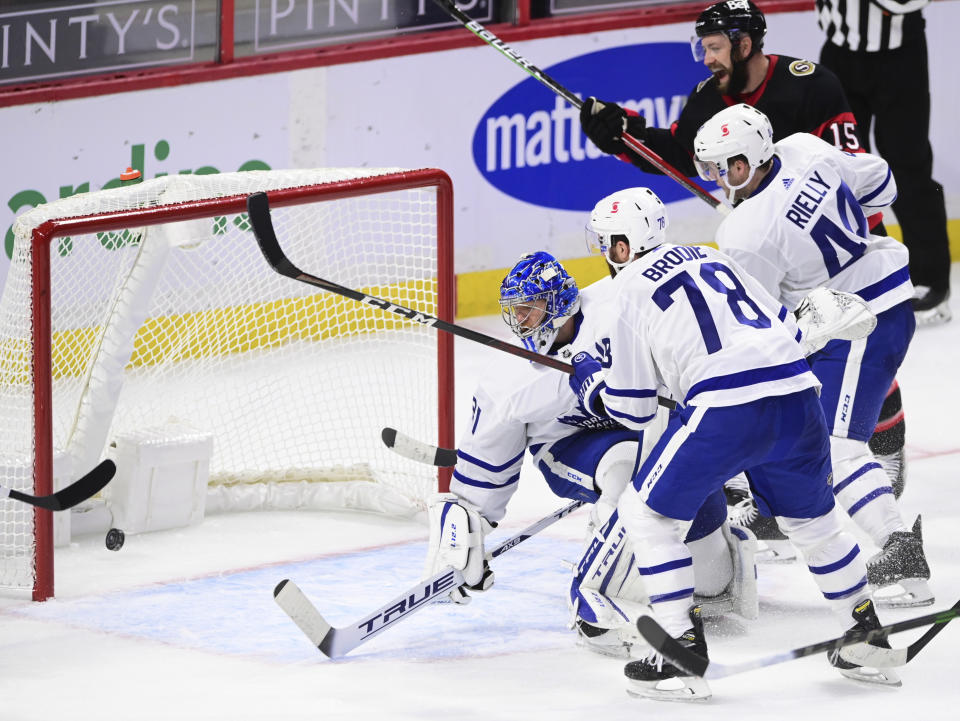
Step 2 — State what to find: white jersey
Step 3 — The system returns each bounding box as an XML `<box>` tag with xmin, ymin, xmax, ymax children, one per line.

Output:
<box><xmin>716</xmin><ymin>133</ymin><xmax>912</xmax><ymax>314</ymax></box>
<box><xmin>598</xmin><ymin>243</ymin><xmax>819</xmax><ymax>428</ymax></box>
<box><xmin>451</xmin><ymin>277</ymin><xmax>627</xmax><ymax>522</ymax></box>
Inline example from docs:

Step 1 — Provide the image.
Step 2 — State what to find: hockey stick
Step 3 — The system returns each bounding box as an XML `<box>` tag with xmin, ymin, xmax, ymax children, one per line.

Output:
<box><xmin>636</xmin><ymin>598</ymin><xmax>960</xmax><ymax>679</ymax></box>
<box><xmin>249</xmin><ymin>191</ymin><xmax>570</xmax><ymax>374</ymax></box>
<box><xmin>274</xmin><ymin>498</ymin><xmax>586</xmax><ymax>658</ymax></box>
<box><xmin>382</xmin><ymin>427</ymin><xmax>458</xmax><ymax>468</ymax></box>
<box><xmin>430</xmin><ymin>0</ymin><xmax>725</xmax><ymax>214</ymax></box>
<box><xmin>248</xmin><ymin>192</ymin><xmax>676</xmax><ymax>410</ymax></box>
<box><xmin>0</xmin><ymin>459</ymin><xmax>116</xmax><ymax>511</ymax></box>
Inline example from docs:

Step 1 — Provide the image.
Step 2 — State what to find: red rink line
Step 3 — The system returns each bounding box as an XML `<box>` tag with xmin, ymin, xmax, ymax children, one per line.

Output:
<box><xmin>906</xmin><ymin>445</ymin><xmax>960</xmax><ymax>461</ymax></box>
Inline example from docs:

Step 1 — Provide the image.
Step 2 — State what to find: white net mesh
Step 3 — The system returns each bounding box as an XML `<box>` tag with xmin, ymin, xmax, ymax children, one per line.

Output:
<box><xmin>0</xmin><ymin>168</ymin><xmax>451</xmax><ymax>593</ymax></box>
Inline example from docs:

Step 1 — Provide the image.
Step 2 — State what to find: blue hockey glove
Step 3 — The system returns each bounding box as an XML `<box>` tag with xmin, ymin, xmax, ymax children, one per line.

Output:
<box><xmin>569</xmin><ymin>352</ymin><xmax>607</xmax><ymax>418</ymax></box>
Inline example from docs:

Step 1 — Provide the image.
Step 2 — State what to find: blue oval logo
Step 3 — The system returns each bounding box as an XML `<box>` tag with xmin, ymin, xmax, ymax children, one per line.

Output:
<box><xmin>472</xmin><ymin>43</ymin><xmax>709</xmax><ymax>211</ymax></box>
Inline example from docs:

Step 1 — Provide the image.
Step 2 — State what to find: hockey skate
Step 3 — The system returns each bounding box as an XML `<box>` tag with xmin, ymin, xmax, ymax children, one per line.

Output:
<box><xmin>912</xmin><ymin>286</ymin><xmax>952</xmax><ymax>326</ymax></box>
<box><xmin>828</xmin><ymin>599</ymin><xmax>901</xmax><ymax>686</ymax></box>
<box><xmin>624</xmin><ymin>606</ymin><xmax>711</xmax><ymax>702</ymax></box>
<box><xmin>695</xmin><ymin>525</ymin><xmax>759</xmax><ymax>621</ymax></box>
<box><xmin>875</xmin><ymin>447</ymin><xmax>906</xmax><ymax>499</ymax></box>
<box><xmin>575</xmin><ymin>619</ymin><xmax>633</xmax><ymax>659</ymax></box>
<box><xmin>868</xmin><ymin>516</ymin><xmax>934</xmax><ymax>609</ymax></box>
<box><xmin>724</xmin><ymin>479</ymin><xmax>797</xmax><ymax>563</ymax></box>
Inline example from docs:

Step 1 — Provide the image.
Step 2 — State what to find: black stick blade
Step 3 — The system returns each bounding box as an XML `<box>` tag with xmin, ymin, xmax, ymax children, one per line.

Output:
<box><xmin>247</xmin><ymin>192</ymin><xmax>302</xmax><ymax>279</ymax></box>
<box><xmin>7</xmin><ymin>459</ymin><xmax>116</xmax><ymax>511</ymax></box>
<box><xmin>433</xmin><ymin>447</ymin><xmax>459</xmax><ymax>468</ymax></box>
<box><xmin>380</xmin><ymin>427</ymin><xmax>397</xmax><ymax>449</ymax></box>
<box><xmin>636</xmin><ymin>615</ymin><xmax>710</xmax><ymax>677</ymax></box>
<box><xmin>381</xmin><ymin>427</ymin><xmax>458</xmax><ymax>467</ymax></box>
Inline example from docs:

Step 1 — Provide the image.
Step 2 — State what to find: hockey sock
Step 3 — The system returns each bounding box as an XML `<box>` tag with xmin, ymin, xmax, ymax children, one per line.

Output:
<box><xmin>869</xmin><ymin>381</ymin><xmax>905</xmax><ymax>457</ymax></box>
<box><xmin>831</xmin><ymin>436</ymin><xmax>906</xmax><ymax>546</ymax></box>
<box><xmin>779</xmin><ymin>507</ymin><xmax>869</xmax><ymax>623</ymax></box>
<box><xmin>619</xmin><ymin>489</ymin><xmax>695</xmax><ymax>636</ymax></box>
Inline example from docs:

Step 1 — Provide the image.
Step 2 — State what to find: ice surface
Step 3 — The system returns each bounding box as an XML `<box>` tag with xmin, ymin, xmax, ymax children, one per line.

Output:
<box><xmin>1</xmin><ymin>268</ymin><xmax>959</xmax><ymax>720</ymax></box>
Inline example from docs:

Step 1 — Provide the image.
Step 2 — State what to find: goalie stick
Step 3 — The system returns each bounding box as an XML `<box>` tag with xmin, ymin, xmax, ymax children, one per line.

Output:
<box><xmin>429</xmin><ymin>0</ymin><xmax>726</xmax><ymax>215</ymax></box>
<box><xmin>274</xmin><ymin>498</ymin><xmax>585</xmax><ymax>658</ymax></box>
<box><xmin>0</xmin><ymin>459</ymin><xmax>116</xmax><ymax>511</ymax></box>
<box><xmin>382</xmin><ymin>427</ymin><xmax>457</xmax><ymax>468</ymax></box>
<box><xmin>247</xmin><ymin>191</ymin><xmax>678</xmax><ymax>409</ymax></box>
<box><xmin>636</xmin><ymin>598</ymin><xmax>960</xmax><ymax>679</ymax></box>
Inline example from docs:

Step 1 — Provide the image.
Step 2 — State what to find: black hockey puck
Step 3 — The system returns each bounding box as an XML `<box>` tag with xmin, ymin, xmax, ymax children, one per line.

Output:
<box><xmin>105</xmin><ymin>528</ymin><xmax>125</xmax><ymax>551</ymax></box>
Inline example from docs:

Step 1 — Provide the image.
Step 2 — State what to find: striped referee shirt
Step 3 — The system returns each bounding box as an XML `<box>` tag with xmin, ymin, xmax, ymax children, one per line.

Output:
<box><xmin>816</xmin><ymin>0</ymin><xmax>928</xmax><ymax>51</ymax></box>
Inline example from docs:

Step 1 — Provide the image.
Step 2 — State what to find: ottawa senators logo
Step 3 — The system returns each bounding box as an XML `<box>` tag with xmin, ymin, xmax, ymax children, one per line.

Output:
<box><xmin>789</xmin><ymin>60</ymin><xmax>816</xmax><ymax>77</ymax></box>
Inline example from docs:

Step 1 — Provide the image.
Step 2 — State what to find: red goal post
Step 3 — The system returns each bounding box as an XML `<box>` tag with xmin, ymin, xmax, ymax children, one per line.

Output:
<box><xmin>1</xmin><ymin>168</ymin><xmax>455</xmax><ymax>601</ymax></box>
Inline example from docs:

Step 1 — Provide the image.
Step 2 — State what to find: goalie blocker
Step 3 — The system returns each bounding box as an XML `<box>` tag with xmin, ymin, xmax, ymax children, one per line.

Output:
<box><xmin>423</xmin><ymin>494</ymin><xmax>495</xmax><ymax>604</ymax></box>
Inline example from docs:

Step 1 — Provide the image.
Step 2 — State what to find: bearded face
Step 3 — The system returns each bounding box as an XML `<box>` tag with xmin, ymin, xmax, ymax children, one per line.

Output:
<box><xmin>703</xmin><ymin>33</ymin><xmax>751</xmax><ymax>95</ymax></box>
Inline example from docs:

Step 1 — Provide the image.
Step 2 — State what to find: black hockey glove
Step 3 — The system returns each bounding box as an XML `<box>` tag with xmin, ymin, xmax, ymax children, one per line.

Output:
<box><xmin>579</xmin><ymin>97</ymin><xmax>647</xmax><ymax>155</ymax></box>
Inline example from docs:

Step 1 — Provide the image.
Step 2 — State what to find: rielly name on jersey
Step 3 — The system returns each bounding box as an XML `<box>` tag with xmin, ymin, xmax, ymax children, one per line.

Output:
<box><xmin>715</xmin><ymin>133</ymin><xmax>912</xmax><ymax>317</ymax></box>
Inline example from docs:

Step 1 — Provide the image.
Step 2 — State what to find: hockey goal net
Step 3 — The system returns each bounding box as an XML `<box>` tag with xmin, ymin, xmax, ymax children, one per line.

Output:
<box><xmin>0</xmin><ymin>168</ymin><xmax>455</xmax><ymax>600</ymax></box>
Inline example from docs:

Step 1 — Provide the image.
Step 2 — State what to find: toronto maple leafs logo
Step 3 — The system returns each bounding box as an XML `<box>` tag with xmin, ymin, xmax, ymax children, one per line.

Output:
<box><xmin>556</xmin><ymin>412</ymin><xmax>624</xmax><ymax>431</ymax></box>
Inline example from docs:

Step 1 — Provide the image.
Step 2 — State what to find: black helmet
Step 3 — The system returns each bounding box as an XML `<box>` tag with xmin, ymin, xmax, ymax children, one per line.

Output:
<box><xmin>695</xmin><ymin>1</ymin><xmax>767</xmax><ymax>44</ymax></box>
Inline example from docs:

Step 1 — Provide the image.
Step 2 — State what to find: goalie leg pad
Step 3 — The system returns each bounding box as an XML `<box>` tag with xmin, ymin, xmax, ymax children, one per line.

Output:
<box><xmin>591</xmin><ymin>436</ymin><xmax>640</xmax><ymax>525</ymax></box>
<box><xmin>690</xmin><ymin>524</ymin><xmax>759</xmax><ymax>620</ymax></box>
<box><xmin>570</xmin><ymin>509</ymin><xmax>649</xmax><ymax>633</ymax></box>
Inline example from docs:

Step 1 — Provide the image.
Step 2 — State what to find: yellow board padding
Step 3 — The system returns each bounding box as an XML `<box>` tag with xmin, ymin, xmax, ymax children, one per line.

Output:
<box><xmin>127</xmin><ymin>278</ymin><xmax>438</xmax><ymax>367</ymax></box>
<box><xmin>456</xmin><ymin>254</ymin><xmax>612</xmax><ymax>319</ymax></box>
<box><xmin>886</xmin><ymin>219</ymin><xmax>960</xmax><ymax>263</ymax></box>
<box><xmin>0</xmin><ymin>279</ymin><xmax>437</xmax><ymax>384</ymax></box>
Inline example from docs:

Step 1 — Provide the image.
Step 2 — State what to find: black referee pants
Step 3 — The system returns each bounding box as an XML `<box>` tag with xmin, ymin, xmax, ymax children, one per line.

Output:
<box><xmin>821</xmin><ymin>35</ymin><xmax>951</xmax><ymax>294</ymax></box>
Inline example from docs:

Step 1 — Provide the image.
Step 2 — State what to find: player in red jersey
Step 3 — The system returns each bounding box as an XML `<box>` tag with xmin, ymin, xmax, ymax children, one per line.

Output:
<box><xmin>580</xmin><ymin>0</ymin><xmax>862</xmax><ymax>177</ymax></box>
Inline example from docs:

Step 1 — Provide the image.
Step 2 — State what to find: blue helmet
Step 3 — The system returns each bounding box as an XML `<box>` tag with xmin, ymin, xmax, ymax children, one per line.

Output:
<box><xmin>499</xmin><ymin>251</ymin><xmax>580</xmax><ymax>354</ymax></box>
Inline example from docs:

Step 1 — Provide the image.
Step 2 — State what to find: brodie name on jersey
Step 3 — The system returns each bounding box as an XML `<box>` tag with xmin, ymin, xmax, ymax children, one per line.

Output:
<box><xmin>638</xmin><ymin>245</ymin><xmax>710</xmax><ymax>282</ymax></box>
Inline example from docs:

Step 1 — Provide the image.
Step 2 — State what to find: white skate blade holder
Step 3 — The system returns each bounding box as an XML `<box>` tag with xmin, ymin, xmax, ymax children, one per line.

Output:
<box><xmin>626</xmin><ymin>675</ymin><xmax>712</xmax><ymax>702</ymax></box>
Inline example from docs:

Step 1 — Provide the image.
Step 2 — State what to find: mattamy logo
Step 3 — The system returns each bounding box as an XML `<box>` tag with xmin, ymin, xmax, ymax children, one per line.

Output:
<box><xmin>472</xmin><ymin>43</ymin><xmax>709</xmax><ymax>211</ymax></box>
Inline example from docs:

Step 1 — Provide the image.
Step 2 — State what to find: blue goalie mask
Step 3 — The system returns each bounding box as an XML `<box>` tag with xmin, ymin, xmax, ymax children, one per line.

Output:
<box><xmin>499</xmin><ymin>251</ymin><xmax>581</xmax><ymax>354</ymax></box>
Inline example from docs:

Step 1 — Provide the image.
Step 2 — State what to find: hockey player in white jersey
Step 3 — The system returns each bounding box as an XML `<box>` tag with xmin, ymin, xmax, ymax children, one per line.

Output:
<box><xmin>693</xmin><ymin>104</ymin><xmax>932</xmax><ymax>609</ymax></box>
<box><xmin>421</xmin><ymin>250</ymin><xmax>757</xmax><ymax>658</ymax></box>
<box><xmin>569</xmin><ymin>187</ymin><xmax>898</xmax><ymax>700</ymax></box>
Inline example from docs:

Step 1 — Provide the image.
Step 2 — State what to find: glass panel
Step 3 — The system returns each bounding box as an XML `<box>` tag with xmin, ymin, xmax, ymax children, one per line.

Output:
<box><xmin>0</xmin><ymin>0</ymin><xmax>219</xmax><ymax>86</ymax></box>
<box><xmin>533</xmin><ymin>0</ymin><xmax>702</xmax><ymax>18</ymax></box>
<box><xmin>233</xmin><ymin>0</ymin><xmax>505</xmax><ymax>58</ymax></box>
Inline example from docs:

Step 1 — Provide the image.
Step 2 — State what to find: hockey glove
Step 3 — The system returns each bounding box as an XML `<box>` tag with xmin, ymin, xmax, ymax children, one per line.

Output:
<box><xmin>579</xmin><ymin>97</ymin><xmax>647</xmax><ymax>155</ymax></box>
<box><xmin>569</xmin><ymin>352</ymin><xmax>607</xmax><ymax>419</ymax></box>
<box><xmin>795</xmin><ymin>287</ymin><xmax>877</xmax><ymax>356</ymax></box>
<box><xmin>423</xmin><ymin>493</ymin><xmax>495</xmax><ymax>604</ymax></box>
